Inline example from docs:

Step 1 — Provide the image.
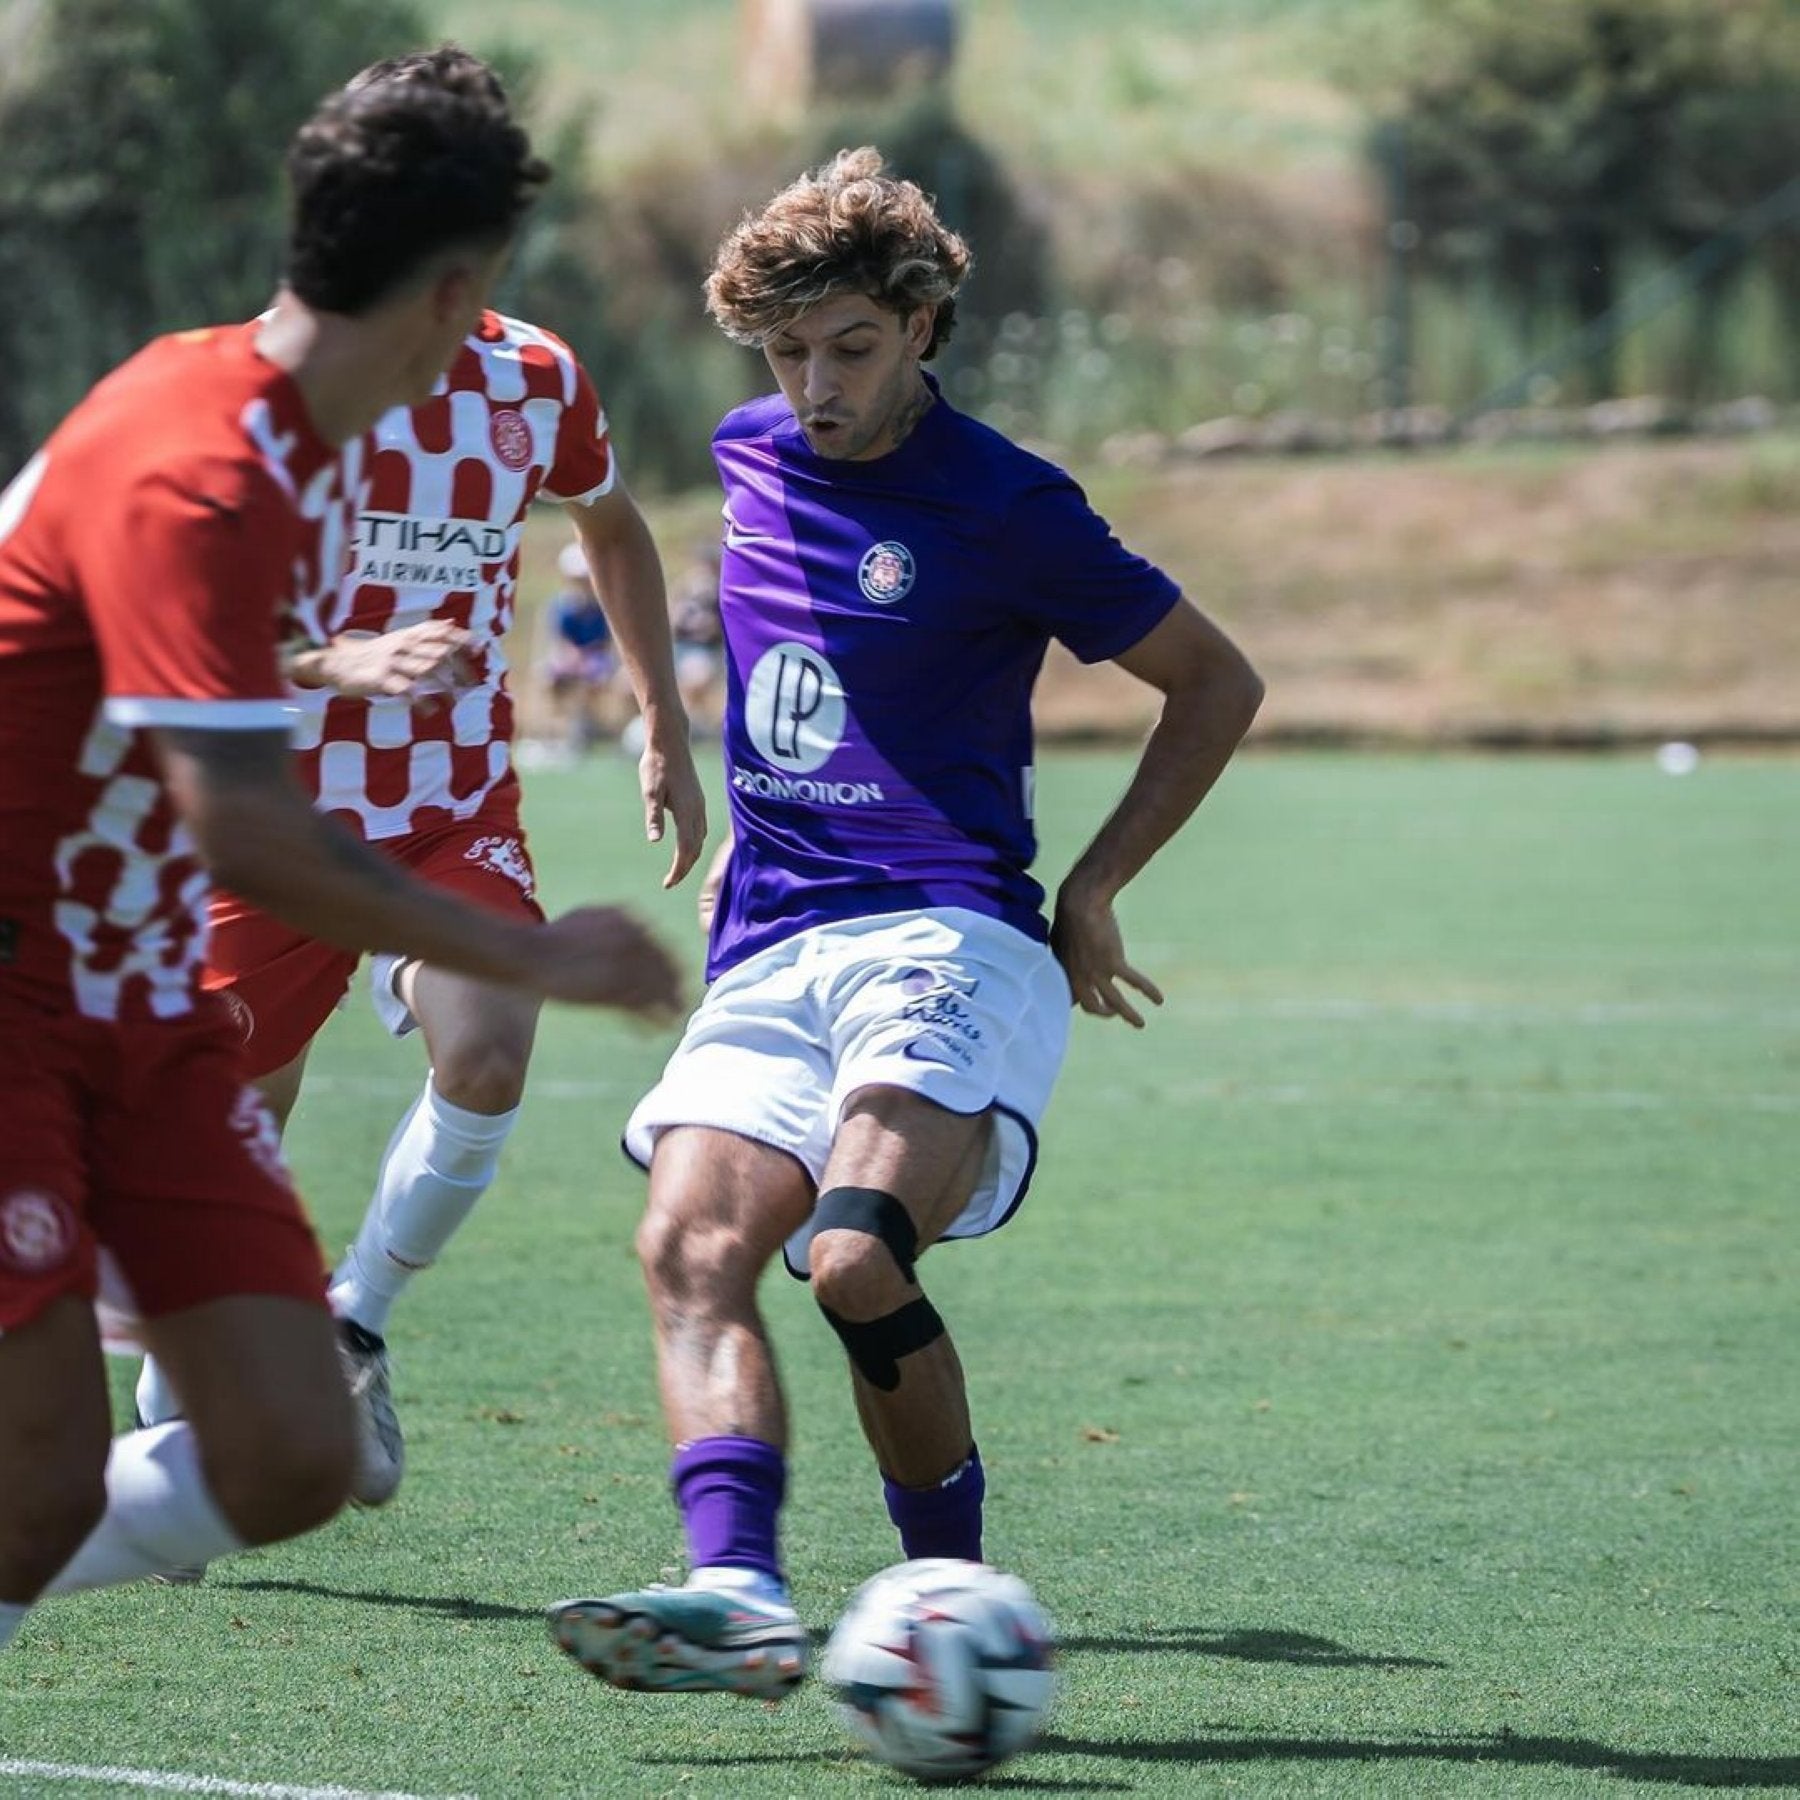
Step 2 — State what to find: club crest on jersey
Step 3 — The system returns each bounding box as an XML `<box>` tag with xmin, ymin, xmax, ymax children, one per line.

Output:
<box><xmin>0</xmin><ymin>1189</ymin><xmax>77</xmax><ymax>1274</ymax></box>
<box><xmin>857</xmin><ymin>540</ymin><xmax>915</xmax><ymax>606</ymax></box>
<box><xmin>489</xmin><ymin>409</ymin><xmax>533</xmax><ymax>471</ymax></box>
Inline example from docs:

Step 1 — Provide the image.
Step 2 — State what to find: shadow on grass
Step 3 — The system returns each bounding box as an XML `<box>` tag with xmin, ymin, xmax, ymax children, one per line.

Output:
<box><xmin>222</xmin><ymin>1577</ymin><xmax>541</xmax><ymax>1623</ymax></box>
<box><xmin>633</xmin><ymin>1751</ymin><xmax>1126</xmax><ymax>1790</ymax></box>
<box><xmin>222</xmin><ymin>1578</ymin><xmax>839</xmax><ymax>1641</ymax></box>
<box><xmin>1059</xmin><ymin>1626</ymin><xmax>1446</xmax><ymax>1670</ymax></box>
<box><xmin>1044</xmin><ymin>1728</ymin><xmax>1800</xmax><ymax>1788</ymax></box>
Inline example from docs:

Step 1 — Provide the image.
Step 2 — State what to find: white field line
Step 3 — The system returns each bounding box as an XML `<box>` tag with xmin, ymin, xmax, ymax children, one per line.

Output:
<box><xmin>1192</xmin><ymin>996</ymin><xmax>1800</xmax><ymax>1026</ymax></box>
<box><xmin>301</xmin><ymin>996</ymin><xmax>1796</xmax><ymax>1110</ymax></box>
<box><xmin>304</xmin><ymin>1075</ymin><xmax>634</xmax><ymax>1101</ymax></box>
<box><xmin>0</xmin><ymin>1761</ymin><xmax>473</xmax><ymax>1800</ymax></box>
<box><xmin>303</xmin><ymin>1073</ymin><xmax>1799</xmax><ymax>1114</ymax></box>
<box><xmin>1096</xmin><ymin>1079</ymin><xmax>1800</xmax><ymax>1113</ymax></box>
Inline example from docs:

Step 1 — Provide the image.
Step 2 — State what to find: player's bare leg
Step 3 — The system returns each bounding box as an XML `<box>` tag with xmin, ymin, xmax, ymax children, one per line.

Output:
<box><xmin>404</xmin><ymin>960</ymin><xmax>541</xmax><ymax>1112</ymax></box>
<box><xmin>131</xmin><ymin>1297</ymin><xmax>353</xmax><ymax>1546</ymax></box>
<box><xmin>550</xmin><ymin>1126</ymin><xmax>815</xmax><ymax>1698</ymax></box>
<box><xmin>255</xmin><ymin>1043</ymin><xmax>313</xmax><ymax>1132</ymax></box>
<box><xmin>637</xmin><ymin>1127</ymin><xmax>814</xmax><ymax>1446</ymax></box>
<box><xmin>0</xmin><ymin>1296</ymin><xmax>111</xmax><ymax>1617</ymax></box>
<box><xmin>809</xmin><ymin>1087</ymin><xmax>993</xmax><ymax>1560</ymax></box>
<box><xmin>334</xmin><ymin>960</ymin><xmax>539</xmax><ymax>1330</ymax></box>
<box><xmin>131</xmin><ymin>1044</ymin><xmax>316</xmax><ymax>1443</ymax></box>
<box><xmin>132</xmin><ymin>1041</ymin><xmax>310</xmax><ymax>1441</ymax></box>
<box><xmin>7</xmin><ymin>1298</ymin><xmax>352</xmax><ymax>1625</ymax></box>
<box><xmin>327</xmin><ymin>962</ymin><xmax>539</xmax><ymax>1504</ymax></box>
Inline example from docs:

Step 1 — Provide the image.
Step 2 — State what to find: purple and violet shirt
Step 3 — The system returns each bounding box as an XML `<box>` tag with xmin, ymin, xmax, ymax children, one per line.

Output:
<box><xmin>706</xmin><ymin>380</ymin><xmax>1181</xmax><ymax>980</ymax></box>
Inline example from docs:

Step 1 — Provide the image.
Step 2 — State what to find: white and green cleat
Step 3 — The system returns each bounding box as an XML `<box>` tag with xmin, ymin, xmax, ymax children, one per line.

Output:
<box><xmin>337</xmin><ymin>1318</ymin><xmax>404</xmax><ymax>1507</ymax></box>
<box><xmin>548</xmin><ymin>1582</ymin><xmax>808</xmax><ymax>1700</ymax></box>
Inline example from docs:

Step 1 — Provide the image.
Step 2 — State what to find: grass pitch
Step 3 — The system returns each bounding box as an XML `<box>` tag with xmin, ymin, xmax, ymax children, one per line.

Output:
<box><xmin>4</xmin><ymin>750</ymin><xmax>1796</xmax><ymax>1798</ymax></box>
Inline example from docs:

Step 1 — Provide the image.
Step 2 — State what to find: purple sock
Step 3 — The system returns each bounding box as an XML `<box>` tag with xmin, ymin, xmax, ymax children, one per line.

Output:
<box><xmin>671</xmin><ymin>1435</ymin><xmax>786</xmax><ymax>1582</ymax></box>
<box><xmin>884</xmin><ymin>1446</ymin><xmax>985</xmax><ymax>1562</ymax></box>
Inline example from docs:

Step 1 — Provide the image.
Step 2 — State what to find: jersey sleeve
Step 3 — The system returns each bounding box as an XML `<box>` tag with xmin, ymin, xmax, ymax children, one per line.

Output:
<box><xmin>1005</xmin><ymin>473</ymin><xmax>1182</xmax><ymax>665</ymax></box>
<box><xmin>80</xmin><ymin>459</ymin><xmax>295</xmax><ymax>730</ymax></box>
<box><xmin>539</xmin><ymin>354</ymin><xmax>616</xmax><ymax>505</ymax></box>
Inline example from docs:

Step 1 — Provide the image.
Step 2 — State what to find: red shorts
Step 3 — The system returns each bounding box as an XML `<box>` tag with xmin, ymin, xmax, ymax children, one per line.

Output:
<box><xmin>0</xmin><ymin>1000</ymin><xmax>327</xmax><ymax>1336</ymax></box>
<box><xmin>204</xmin><ymin>791</ymin><xmax>543</xmax><ymax>1079</ymax></box>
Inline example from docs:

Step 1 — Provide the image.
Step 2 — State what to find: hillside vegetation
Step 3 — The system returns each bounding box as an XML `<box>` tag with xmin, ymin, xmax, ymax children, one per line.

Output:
<box><xmin>508</xmin><ymin>429</ymin><xmax>1800</xmax><ymax>747</ymax></box>
<box><xmin>455</xmin><ymin>1</ymin><xmax>1798</xmax><ymax>747</ymax></box>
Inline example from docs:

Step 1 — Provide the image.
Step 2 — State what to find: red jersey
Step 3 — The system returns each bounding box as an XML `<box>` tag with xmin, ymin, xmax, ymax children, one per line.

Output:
<box><xmin>0</xmin><ymin>327</ymin><xmax>364</xmax><ymax>1021</ymax></box>
<box><xmin>292</xmin><ymin>310</ymin><xmax>614</xmax><ymax>840</ymax></box>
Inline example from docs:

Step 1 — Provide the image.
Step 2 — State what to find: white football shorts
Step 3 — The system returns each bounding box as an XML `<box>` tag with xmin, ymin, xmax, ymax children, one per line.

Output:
<box><xmin>623</xmin><ymin>907</ymin><xmax>1072</xmax><ymax>1276</ymax></box>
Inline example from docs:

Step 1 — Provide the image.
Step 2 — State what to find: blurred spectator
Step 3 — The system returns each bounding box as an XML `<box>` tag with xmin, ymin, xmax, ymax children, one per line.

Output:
<box><xmin>616</xmin><ymin>542</ymin><xmax>726</xmax><ymax>760</ymax></box>
<box><xmin>670</xmin><ymin>542</ymin><xmax>725</xmax><ymax>734</ymax></box>
<box><xmin>536</xmin><ymin>541</ymin><xmax>629</xmax><ymax>752</ymax></box>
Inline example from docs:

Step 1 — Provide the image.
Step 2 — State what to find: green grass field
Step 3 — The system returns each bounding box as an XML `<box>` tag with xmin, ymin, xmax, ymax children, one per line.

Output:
<box><xmin>4</xmin><ymin>750</ymin><xmax>1797</xmax><ymax>1798</ymax></box>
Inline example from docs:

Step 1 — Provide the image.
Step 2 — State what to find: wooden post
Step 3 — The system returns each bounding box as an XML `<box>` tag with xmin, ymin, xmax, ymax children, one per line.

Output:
<box><xmin>742</xmin><ymin>0</ymin><xmax>957</xmax><ymax>117</ymax></box>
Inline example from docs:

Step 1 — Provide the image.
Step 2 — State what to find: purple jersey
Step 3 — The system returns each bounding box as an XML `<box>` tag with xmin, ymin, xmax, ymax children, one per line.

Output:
<box><xmin>707</xmin><ymin>380</ymin><xmax>1181</xmax><ymax>979</ymax></box>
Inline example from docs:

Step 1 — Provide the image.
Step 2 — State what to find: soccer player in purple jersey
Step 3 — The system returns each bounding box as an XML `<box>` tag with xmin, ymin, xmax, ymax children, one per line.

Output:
<box><xmin>548</xmin><ymin>147</ymin><xmax>1263</xmax><ymax>1699</ymax></box>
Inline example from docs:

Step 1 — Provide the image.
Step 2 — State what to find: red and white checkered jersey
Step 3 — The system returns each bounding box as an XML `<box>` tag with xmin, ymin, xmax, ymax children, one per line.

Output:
<box><xmin>0</xmin><ymin>326</ymin><xmax>363</xmax><ymax>1022</ymax></box>
<box><xmin>292</xmin><ymin>311</ymin><xmax>615</xmax><ymax>840</ymax></box>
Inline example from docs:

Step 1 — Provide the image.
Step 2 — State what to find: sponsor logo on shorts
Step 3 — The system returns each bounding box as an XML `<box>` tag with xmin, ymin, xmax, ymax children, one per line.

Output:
<box><xmin>464</xmin><ymin>834</ymin><xmax>536</xmax><ymax>896</ymax></box>
<box><xmin>903</xmin><ymin>1035</ymin><xmax>975</xmax><ymax>1071</ymax></box>
<box><xmin>489</xmin><ymin>408</ymin><xmax>534</xmax><ymax>471</ymax></box>
<box><xmin>896</xmin><ymin>966</ymin><xmax>981</xmax><ymax>1001</ymax></box>
<box><xmin>230</xmin><ymin>1088</ymin><xmax>291</xmax><ymax>1186</ymax></box>
<box><xmin>857</xmin><ymin>540</ymin><xmax>915</xmax><ymax>605</ymax></box>
<box><xmin>899</xmin><ymin>982</ymin><xmax>985</xmax><ymax>1053</ymax></box>
<box><xmin>0</xmin><ymin>1189</ymin><xmax>77</xmax><ymax>1274</ymax></box>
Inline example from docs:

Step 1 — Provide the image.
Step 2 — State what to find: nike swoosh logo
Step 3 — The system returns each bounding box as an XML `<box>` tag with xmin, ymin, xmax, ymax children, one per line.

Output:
<box><xmin>724</xmin><ymin>526</ymin><xmax>773</xmax><ymax>551</ymax></box>
<box><xmin>902</xmin><ymin>1038</ymin><xmax>964</xmax><ymax>1068</ymax></box>
<box><xmin>177</xmin><ymin>488</ymin><xmax>238</xmax><ymax>521</ymax></box>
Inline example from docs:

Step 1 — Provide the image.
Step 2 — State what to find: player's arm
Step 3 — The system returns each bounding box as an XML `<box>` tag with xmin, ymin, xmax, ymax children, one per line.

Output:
<box><xmin>565</xmin><ymin>480</ymin><xmax>708</xmax><ymax>888</ymax></box>
<box><xmin>696</xmin><ymin>828</ymin><xmax>735</xmax><ymax>935</ymax></box>
<box><xmin>153</xmin><ymin>723</ymin><xmax>682</xmax><ymax>1018</ymax></box>
<box><xmin>1051</xmin><ymin>599</ymin><xmax>1263</xmax><ymax>1027</ymax></box>
<box><xmin>282</xmin><ymin>618</ymin><xmax>474</xmax><ymax>699</ymax></box>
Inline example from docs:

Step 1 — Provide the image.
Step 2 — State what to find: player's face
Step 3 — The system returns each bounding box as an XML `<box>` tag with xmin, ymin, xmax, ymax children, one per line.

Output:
<box><xmin>763</xmin><ymin>294</ymin><xmax>934</xmax><ymax>461</ymax></box>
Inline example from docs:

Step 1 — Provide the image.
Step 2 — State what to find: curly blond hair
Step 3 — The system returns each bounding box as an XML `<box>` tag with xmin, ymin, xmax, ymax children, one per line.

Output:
<box><xmin>705</xmin><ymin>147</ymin><xmax>971</xmax><ymax>358</ymax></box>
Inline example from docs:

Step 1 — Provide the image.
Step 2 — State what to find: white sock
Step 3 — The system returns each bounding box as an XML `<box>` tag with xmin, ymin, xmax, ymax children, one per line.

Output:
<box><xmin>42</xmin><ymin>1423</ymin><xmax>247</xmax><ymax>1595</ymax></box>
<box><xmin>328</xmin><ymin>1076</ymin><xmax>518</xmax><ymax>1336</ymax></box>
<box><xmin>0</xmin><ymin>1602</ymin><xmax>27</xmax><ymax>1649</ymax></box>
<box><xmin>686</xmin><ymin>1565</ymin><xmax>791</xmax><ymax>1608</ymax></box>
<box><xmin>133</xmin><ymin>1353</ymin><xmax>183</xmax><ymax>1429</ymax></box>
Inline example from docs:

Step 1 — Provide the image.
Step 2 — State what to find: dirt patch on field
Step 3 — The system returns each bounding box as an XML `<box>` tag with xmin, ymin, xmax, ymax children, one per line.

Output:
<box><xmin>1034</xmin><ymin>436</ymin><xmax>1800</xmax><ymax>744</ymax></box>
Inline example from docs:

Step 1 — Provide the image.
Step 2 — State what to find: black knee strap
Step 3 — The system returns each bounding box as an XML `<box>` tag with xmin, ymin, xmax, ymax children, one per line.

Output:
<box><xmin>811</xmin><ymin>1185</ymin><xmax>919</xmax><ymax>1283</ymax></box>
<box><xmin>819</xmin><ymin>1295</ymin><xmax>946</xmax><ymax>1392</ymax></box>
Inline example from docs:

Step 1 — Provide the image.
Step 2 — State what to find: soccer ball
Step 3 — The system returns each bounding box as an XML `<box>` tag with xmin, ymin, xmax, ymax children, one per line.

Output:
<box><xmin>822</xmin><ymin>1558</ymin><xmax>1057</xmax><ymax>1782</ymax></box>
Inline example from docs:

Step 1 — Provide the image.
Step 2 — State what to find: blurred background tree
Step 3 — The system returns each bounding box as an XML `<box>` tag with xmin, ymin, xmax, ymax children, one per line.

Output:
<box><xmin>0</xmin><ymin>0</ymin><xmax>427</xmax><ymax>468</ymax></box>
<box><xmin>3</xmin><ymin>0</ymin><xmax>1798</xmax><ymax>486</ymax></box>
<box><xmin>1368</xmin><ymin>0</ymin><xmax>1800</xmax><ymax>402</ymax></box>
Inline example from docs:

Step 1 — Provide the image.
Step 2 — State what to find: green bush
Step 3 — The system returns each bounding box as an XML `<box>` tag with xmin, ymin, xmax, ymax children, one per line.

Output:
<box><xmin>0</xmin><ymin>0</ymin><xmax>429</xmax><ymax>471</ymax></box>
<box><xmin>1364</xmin><ymin>0</ymin><xmax>1800</xmax><ymax>402</ymax></box>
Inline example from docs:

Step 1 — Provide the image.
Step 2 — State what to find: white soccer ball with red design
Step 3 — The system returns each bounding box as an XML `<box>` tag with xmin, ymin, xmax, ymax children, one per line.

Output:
<box><xmin>822</xmin><ymin>1557</ymin><xmax>1056</xmax><ymax>1782</ymax></box>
